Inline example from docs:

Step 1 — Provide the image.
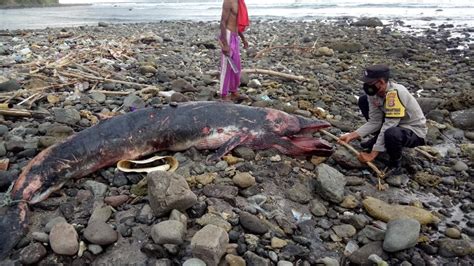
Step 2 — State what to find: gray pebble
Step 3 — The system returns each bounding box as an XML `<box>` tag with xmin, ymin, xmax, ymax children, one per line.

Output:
<box><xmin>0</xmin><ymin>125</ymin><xmax>8</xmax><ymax>136</ymax></box>
<box><xmin>88</xmin><ymin>244</ymin><xmax>103</xmax><ymax>255</ymax></box>
<box><xmin>453</xmin><ymin>161</ymin><xmax>468</xmax><ymax>172</ymax></box>
<box><xmin>19</xmin><ymin>242</ymin><xmax>47</xmax><ymax>264</ymax></box>
<box><xmin>83</xmin><ymin>221</ymin><xmax>118</xmax><ymax>245</ymax></box>
<box><xmin>0</xmin><ymin>142</ymin><xmax>6</xmax><ymax>157</ymax></box>
<box><xmin>45</xmin><ymin>217</ymin><xmax>67</xmax><ymax>233</ymax></box>
<box><xmin>32</xmin><ymin>232</ymin><xmax>49</xmax><ymax>243</ymax></box>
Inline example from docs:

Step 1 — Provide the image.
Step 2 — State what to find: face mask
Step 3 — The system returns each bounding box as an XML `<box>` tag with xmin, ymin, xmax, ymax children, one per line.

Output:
<box><xmin>363</xmin><ymin>82</ymin><xmax>379</xmax><ymax>96</ymax></box>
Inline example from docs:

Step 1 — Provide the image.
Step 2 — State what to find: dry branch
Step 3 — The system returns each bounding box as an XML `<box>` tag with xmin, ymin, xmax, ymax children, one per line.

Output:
<box><xmin>72</xmin><ymin>63</ymin><xmax>102</xmax><ymax>77</ymax></box>
<box><xmin>29</xmin><ymin>82</ymin><xmax>77</xmax><ymax>93</ymax></box>
<box><xmin>92</xmin><ymin>90</ymin><xmax>132</xmax><ymax>96</ymax></box>
<box><xmin>0</xmin><ymin>108</ymin><xmax>49</xmax><ymax>118</ymax></box>
<box><xmin>59</xmin><ymin>71</ymin><xmax>149</xmax><ymax>88</ymax></box>
<box><xmin>17</xmin><ymin>92</ymin><xmax>42</xmax><ymax>107</ymax></box>
<box><xmin>415</xmin><ymin>147</ymin><xmax>438</xmax><ymax>161</ymax></box>
<box><xmin>242</xmin><ymin>68</ymin><xmax>310</xmax><ymax>82</ymax></box>
<box><xmin>30</xmin><ymin>53</ymin><xmax>74</xmax><ymax>74</ymax></box>
<box><xmin>4</xmin><ymin>90</ymin><xmax>24</xmax><ymax>104</ymax></box>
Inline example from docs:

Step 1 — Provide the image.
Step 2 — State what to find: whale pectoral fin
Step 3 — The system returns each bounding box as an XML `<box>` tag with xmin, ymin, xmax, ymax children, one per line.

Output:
<box><xmin>207</xmin><ymin>134</ymin><xmax>249</xmax><ymax>162</ymax></box>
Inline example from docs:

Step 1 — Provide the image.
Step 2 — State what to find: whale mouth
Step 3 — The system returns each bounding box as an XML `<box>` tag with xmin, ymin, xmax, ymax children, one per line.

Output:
<box><xmin>271</xmin><ymin>116</ymin><xmax>334</xmax><ymax>157</ymax></box>
<box><xmin>287</xmin><ymin>136</ymin><xmax>334</xmax><ymax>157</ymax></box>
<box><xmin>272</xmin><ymin>135</ymin><xmax>334</xmax><ymax>157</ymax></box>
<box><xmin>297</xmin><ymin>116</ymin><xmax>331</xmax><ymax>134</ymax></box>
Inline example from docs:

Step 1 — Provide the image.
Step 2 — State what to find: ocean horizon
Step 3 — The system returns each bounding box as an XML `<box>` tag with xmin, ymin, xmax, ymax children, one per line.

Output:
<box><xmin>1</xmin><ymin>0</ymin><xmax>474</xmax><ymax>31</ymax></box>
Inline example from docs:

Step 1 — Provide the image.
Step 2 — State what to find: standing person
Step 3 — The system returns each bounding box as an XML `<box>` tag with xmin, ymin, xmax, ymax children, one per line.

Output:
<box><xmin>219</xmin><ymin>0</ymin><xmax>249</xmax><ymax>101</ymax></box>
<box><xmin>338</xmin><ymin>64</ymin><xmax>427</xmax><ymax>176</ymax></box>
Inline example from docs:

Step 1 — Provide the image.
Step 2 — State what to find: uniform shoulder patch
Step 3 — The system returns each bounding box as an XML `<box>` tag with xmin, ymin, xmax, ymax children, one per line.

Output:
<box><xmin>385</xmin><ymin>90</ymin><xmax>405</xmax><ymax>118</ymax></box>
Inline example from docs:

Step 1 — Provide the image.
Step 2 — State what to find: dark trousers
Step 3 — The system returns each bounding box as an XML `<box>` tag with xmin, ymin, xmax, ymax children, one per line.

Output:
<box><xmin>358</xmin><ymin>95</ymin><xmax>425</xmax><ymax>165</ymax></box>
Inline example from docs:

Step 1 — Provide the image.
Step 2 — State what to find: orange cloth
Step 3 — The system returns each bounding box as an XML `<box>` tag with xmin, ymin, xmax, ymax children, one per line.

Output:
<box><xmin>237</xmin><ymin>0</ymin><xmax>249</xmax><ymax>33</ymax></box>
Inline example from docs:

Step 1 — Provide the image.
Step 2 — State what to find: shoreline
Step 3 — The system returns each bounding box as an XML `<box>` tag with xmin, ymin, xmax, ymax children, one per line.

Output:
<box><xmin>0</xmin><ymin>20</ymin><xmax>473</xmax><ymax>265</ymax></box>
<box><xmin>1</xmin><ymin>18</ymin><xmax>472</xmax><ymax>49</ymax></box>
<box><xmin>0</xmin><ymin>3</ymin><xmax>90</xmax><ymax>10</ymax></box>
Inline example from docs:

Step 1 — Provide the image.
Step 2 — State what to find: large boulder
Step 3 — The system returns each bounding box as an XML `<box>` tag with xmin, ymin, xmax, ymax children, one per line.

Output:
<box><xmin>348</xmin><ymin>241</ymin><xmax>387</xmax><ymax>265</ymax></box>
<box><xmin>191</xmin><ymin>225</ymin><xmax>229</xmax><ymax>265</ymax></box>
<box><xmin>315</xmin><ymin>164</ymin><xmax>346</xmax><ymax>203</ymax></box>
<box><xmin>438</xmin><ymin>239</ymin><xmax>474</xmax><ymax>257</ymax></box>
<box><xmin>94</xmin><ymin>238</ymin><xmax>149</xmax><ymax>265</ymax></box>
<box><xmin>239</xmin><ymin>212</ymin><xmax>268</xmax><ymax>234</ymax></box>
<box><xmin>331</xmin><ymin>148</ymin><xmax>365</xmax><ymax>169</ymax></box>
<box><xmin>330</xmin><ymin>41</ymin><xmax>363</xmax><ymax>53</ymax></box>
<box><xmin>83</xmin><ymin>221</ymin><xmax>118</xmax><ymax>245</ymax></box>
<box><xmin>416</xmin><ymin>97</ymin><xmax>444</xmax><ymax>114</ymax></box>
<box><xmin>0</xmin><ymin>79</ymin><xmax>21</xmax><ymax>92</ymax></box>
<box><xmin>147</xmin><ymin>171</ymin><xmax>197</xmax><ymax>217</ymax></box>
<box><xmin>450</xmin><ymin>108</ymin><xmax>474</xmax><ymax>130</ymax></box>
<box><xmin>351</xmin><ymin>17</ymin><xmax>383</xmax><ymax>27</ymax></box>
<box><xmin>363</xmin><ymin>197</ymin><xmax>439</xmax><ymax>225</ymax></box>
<box><xmin>383</xmin><ymin>218</ymin><xmax>420</xmax><ymax>252</ymax></box>
<box><xmin>49</xmin><ymin>222</ymin><xmax>79</xmax><ymax>256</ymax></box>
<box><xmin>52</xmin><ymin>108</ymin><xmax>81</xmax><ymax>126</ymax></box>
<box><xmin>151</xmin><ymin>220</ymin><xmax>186</xmax><ymax>245</ymax></box>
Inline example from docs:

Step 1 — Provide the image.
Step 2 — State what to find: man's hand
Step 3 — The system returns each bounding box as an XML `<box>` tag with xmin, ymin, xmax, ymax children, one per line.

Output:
<box><xmin>358</xmin><ymin>151</ymin><xmax>379</xmax><ymax>163</ymax></box>
<box><xmin>338</xmin><ymin>132</ymin><xmax>360</xmax><ymax>144</ymax></box>
<box><xmin>242</xmin><ymin>39</ymin><xmax>249</xmax><ymax>49</ymax></box>
<box><xmin>221</xmin><ymin>43</ymin><xmax>230</xmax><ymax>56</ymax></box>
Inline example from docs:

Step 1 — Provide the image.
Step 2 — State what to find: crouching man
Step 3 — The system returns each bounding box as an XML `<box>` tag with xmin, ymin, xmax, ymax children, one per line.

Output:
<box><xmin>339</xmin><ymin>64</ymin><xmax>427</xmax><ymax>176</ymax></box>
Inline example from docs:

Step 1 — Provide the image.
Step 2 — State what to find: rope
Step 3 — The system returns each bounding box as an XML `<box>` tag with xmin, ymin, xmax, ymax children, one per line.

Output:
<box><xmin>0</xmin><ymin>182</ymin><xmax>26</xmax><ymax>207</ymax></box>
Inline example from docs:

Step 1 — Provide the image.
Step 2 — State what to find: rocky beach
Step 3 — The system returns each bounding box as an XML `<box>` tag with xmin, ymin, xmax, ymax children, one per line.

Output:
<box><xmin>0</xmin><ymin>17</ymin><xmax>473</xmax><ymax>265</ymax></box>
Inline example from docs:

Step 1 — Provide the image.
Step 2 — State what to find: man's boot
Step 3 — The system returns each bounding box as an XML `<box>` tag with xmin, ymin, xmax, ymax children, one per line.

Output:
<box><xmin>385</xmin><ymin>158</ymin><xmax>402</xmax><ymax>177</ymax></box>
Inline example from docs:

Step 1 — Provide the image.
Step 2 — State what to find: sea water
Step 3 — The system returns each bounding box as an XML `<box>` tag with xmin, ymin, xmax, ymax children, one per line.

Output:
<box><xmin>0</xmin><ymin>0</ymin><xmax>473</xmax><ymax>31</ymax></box>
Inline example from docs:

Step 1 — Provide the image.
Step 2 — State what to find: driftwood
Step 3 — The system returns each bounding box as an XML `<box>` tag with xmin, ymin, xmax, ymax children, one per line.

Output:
<box><xmin>72</xmin><ymin>63</ymin><xmax>102</xmax><ymax>77</ymax></box>
<box><xmin>30</xmin><ymin>53</ymin><xmax>73</xmax><ymax>74</ymax></box>
<box><xmin>0</xmin><ymin>108</ymin><xmax>49</xmax><ymax>118</ymax></box>
<box><xmin>414</xmin><ymin>147</ymin><xmax>438</xmax><ymax>161</ymax></box>
<box><xmin>3</xmin><ymin>90</ymin><xmax>24</xmax><ymax>104</ymax></box>
<box><xmin>208</xmin><ymin>68</ymin><xmax>309</xmax><ymax>82</ymax></box>
<box><xmin>0</xmin><ymin>35</ymin><xmax>145</xmax><ymax>118</ymax></box>
<box><xmin>320</xmin><ymin>129</ymin><xmax>385</xmax><ymax>190</ymax></box>
<box><xmin>17</xmin><ymin>92</ymin><xmax>42</xmax><ymax>107</ymax></box>
<box><xmin>242</xmin><ymin>68</ymin><xmax>310</xmax><ymax>82</ymax></box>
<box><xmin>59</xmin><ymin>71</ymin><xmax>150</xmax><ymax>88</ymax></box>
<box><xmin>91</xmin><ymin>90</ymin><xmax>132</xmax><ymax>96</ymax></box>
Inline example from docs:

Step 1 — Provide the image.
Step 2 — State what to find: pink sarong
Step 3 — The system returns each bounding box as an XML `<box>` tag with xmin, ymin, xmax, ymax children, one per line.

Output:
<box><xmin>219</xmin><ymin>30</ymin><xmax>241</xmax><ymax>97</ymax></box>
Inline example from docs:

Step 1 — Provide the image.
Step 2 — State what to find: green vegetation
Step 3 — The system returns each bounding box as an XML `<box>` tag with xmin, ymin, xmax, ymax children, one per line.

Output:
<box><xmin>0</xmin><ymin>0</ymin><xmax>60</xmax><ymax>8</ymax></box>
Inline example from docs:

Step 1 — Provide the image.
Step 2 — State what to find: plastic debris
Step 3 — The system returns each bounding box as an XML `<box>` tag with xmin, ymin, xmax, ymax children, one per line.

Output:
<box><xmin>368</xmin><ymin>254</ymin><xmax>388</xmax><ymax>266</ymax></box>
<box><xmin>291</xmin><ymin>209</ymin><xmax>312</xmax><ymax>223</ymax></box>
<box><xmin>343</xmin><ymin>240</ymin><xmax>359</xmax><ymax>256</ymax></box>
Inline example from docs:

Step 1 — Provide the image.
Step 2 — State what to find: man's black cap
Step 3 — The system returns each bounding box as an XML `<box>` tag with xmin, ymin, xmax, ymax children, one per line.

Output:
<box><xmin>361</xmin><ymin>64</ymin><xmax>390</xmax><ymax>83</ymax></box>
